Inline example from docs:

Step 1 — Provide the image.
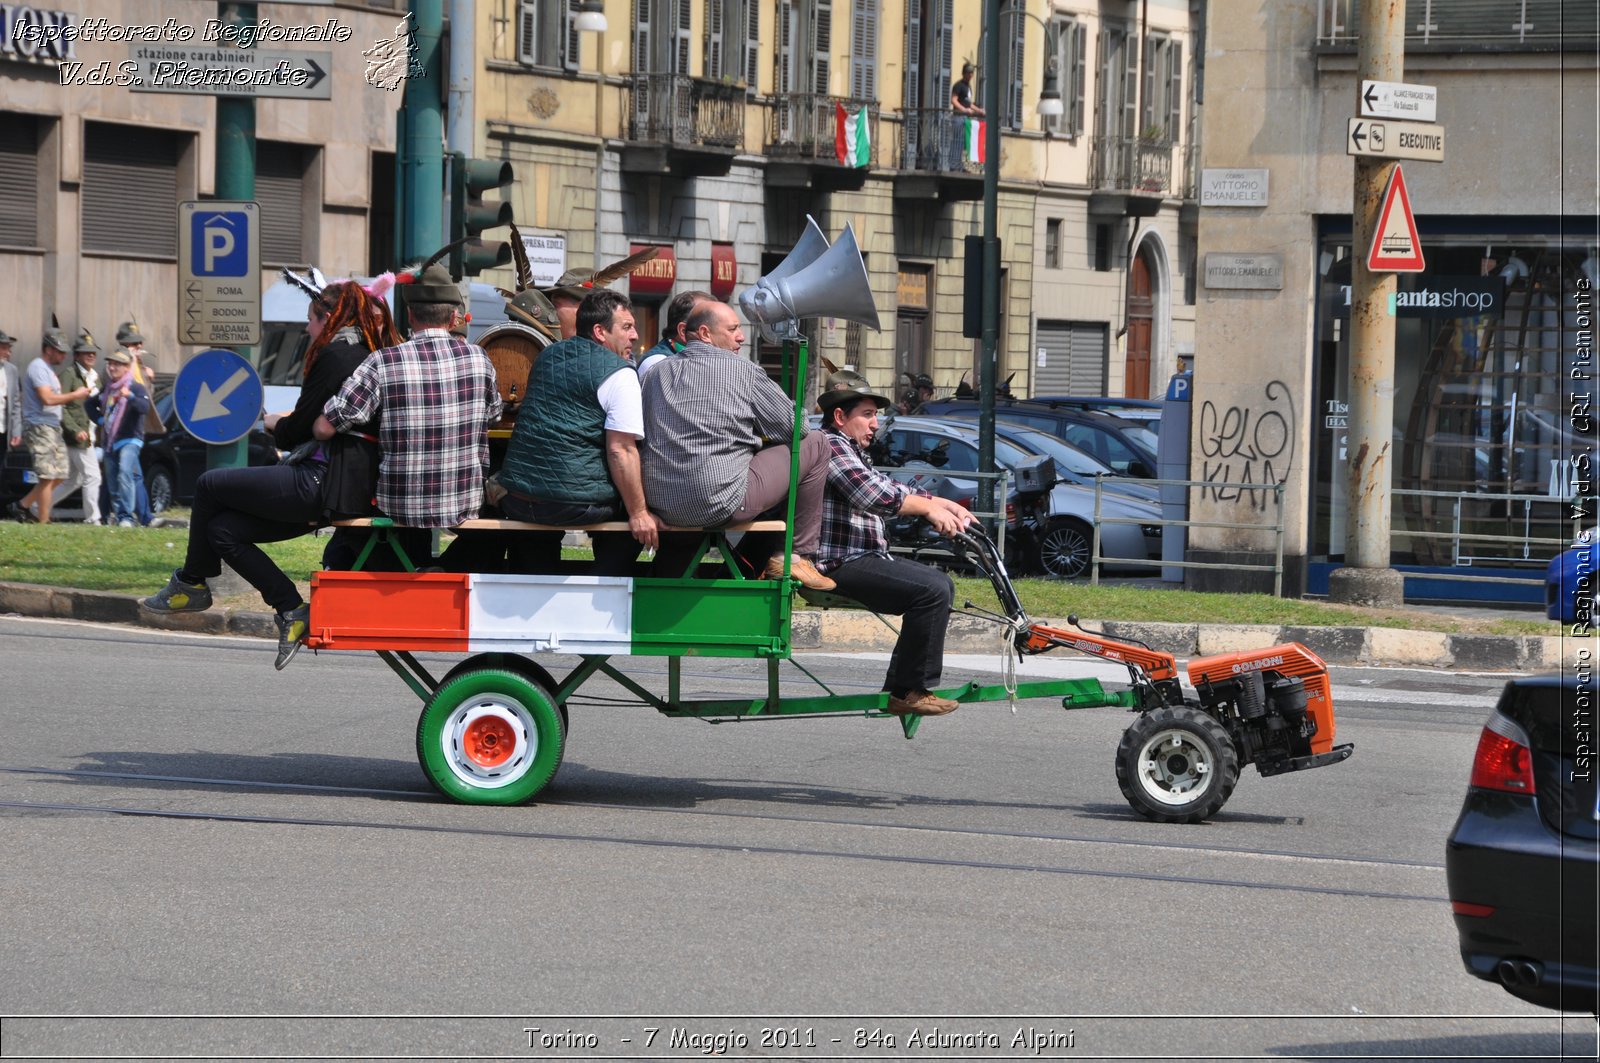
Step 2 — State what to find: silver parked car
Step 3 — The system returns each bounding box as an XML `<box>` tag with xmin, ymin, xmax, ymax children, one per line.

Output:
<box><xmin>866</xmin><ymin>416</ymin><xmax>1162</xmax><ymax>579</ymax></box>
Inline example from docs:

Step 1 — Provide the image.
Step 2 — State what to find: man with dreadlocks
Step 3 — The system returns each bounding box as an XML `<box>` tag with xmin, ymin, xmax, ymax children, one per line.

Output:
<box><xmin>142</xmin><ymin>279</ymin><xmax>402</xmax><ymax>670</ymax></box>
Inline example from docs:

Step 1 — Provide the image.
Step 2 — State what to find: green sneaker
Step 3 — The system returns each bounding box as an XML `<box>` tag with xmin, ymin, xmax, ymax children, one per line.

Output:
<box><xmin>141</xmin><ymin>570</ymin><xmax>212</xmax><ymax>613</ymax></box>
<box><xmin>274</xmin><ymin>604</ymin><xmax>310</xmax><ymax>670</ymax></box>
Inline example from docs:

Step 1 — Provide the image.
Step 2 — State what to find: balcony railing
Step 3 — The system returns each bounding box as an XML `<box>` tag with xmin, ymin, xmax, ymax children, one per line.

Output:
<box><xmin>767</xmin><ymin>94</ymin><xmax>879</xmax><ymax>167</ymax></box>
<box><xmin>898</xmin><ymin>108</ymin><xmax>985</xmax><ymax>176</ymax></box>
<box><xmin>1317</xmin><ymin>0</ymin><xmax>1597</xmax><ymax>49</ymax></box>
<box><xmin>628</xmin><ymin>74</ymin><xmax>745</xmax><ymax>149</ymax></box>
<box><xmin>1089</xmin><ymin>134</ymin><xmax>1173</xmax><ymax>195</ymax></box>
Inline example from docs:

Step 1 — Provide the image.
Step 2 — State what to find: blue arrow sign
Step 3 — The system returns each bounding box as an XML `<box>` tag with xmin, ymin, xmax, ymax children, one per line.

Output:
<box><xmin>174</xmin><ymin>348</ymin><xmax>264</xmax><ymax>445</ymax></box>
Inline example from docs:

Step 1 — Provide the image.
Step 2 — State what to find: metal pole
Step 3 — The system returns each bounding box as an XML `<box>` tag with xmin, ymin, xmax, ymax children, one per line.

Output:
<box><xmin>1328</xmin><ymin>0</ymin><xmax>1406</xmax><ymax>607</ymax></box>
<box><xmin>210</xmin><ymin>0</ymin><xmax>256</xmax><ymax>472</ymax></box>
<box><xmin>446</xmin><ymin>0</ymin><xmax>474</xmax><ymax>156</ymax></box>
<box><xmin>978</xmin><ymin>0</ymin><xmax>1001</xmax><ymax>526</ymax></box>
<box><xmin>402</xmin><ymin>0</ymin><xmax>445</xmax><ymax>263</ymax></box>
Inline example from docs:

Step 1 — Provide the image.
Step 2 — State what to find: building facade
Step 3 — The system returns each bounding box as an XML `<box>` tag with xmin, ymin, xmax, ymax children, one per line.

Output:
<box><xmin>0</xmin><ymin>0</ymin><xmax>404</xmax><ymax>375</ymax></box>
<box><xmin>1189</xmin><ymin>1</ymin><xmax>1597</xmax><ymax>598</ymax></box>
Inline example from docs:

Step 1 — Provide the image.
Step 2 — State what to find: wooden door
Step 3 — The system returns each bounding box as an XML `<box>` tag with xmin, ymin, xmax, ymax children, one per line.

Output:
<box><xmin>1125</xmin><ymin>251</ymin><xmax>1153</xmax><ymax>398</ymax></box>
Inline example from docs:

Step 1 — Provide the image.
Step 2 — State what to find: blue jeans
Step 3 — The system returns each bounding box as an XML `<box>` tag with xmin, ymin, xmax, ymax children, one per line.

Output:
<box><xmin>106</xmin><ymin>442</ymin><xmax>145</xmax><ymax>525</ymax></box>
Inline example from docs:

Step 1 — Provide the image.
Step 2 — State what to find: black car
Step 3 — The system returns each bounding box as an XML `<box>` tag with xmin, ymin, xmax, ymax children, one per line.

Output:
<box><xmin>921</xmin><ymin>399</ymin><xmax>1160</xmax><ymax>477</ymax></box>
<box><xmin>140</xmin><ymin>391</ymin><xmax>281</xmax><ymax>512</ymax></box>
<box><xmin>1446</xmin><ymin>673</ymin><xmax>1599</xmax><ymax>1013</ymax></box>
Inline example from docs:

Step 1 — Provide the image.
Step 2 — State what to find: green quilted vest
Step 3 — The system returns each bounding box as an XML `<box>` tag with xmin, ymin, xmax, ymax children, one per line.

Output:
<box><xmin>499</xmin><ymin>336</ymin><xmax>631</xmax><ymax>504</ymax></box>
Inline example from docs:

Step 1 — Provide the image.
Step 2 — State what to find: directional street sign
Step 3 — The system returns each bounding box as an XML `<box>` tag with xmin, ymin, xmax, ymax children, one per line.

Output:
<box><xmin>1367</xmin><ymin>166</ymin><xmax>1426</xmax><ymax>273</ymax></box>
<box><xmin>179</xmin><ymin>201</ymin><xmax>261</xmax><ymax>347</ymax></box>
<box><xmin>128</xmin><ymin>46</ymin><xmax>332</xmax><ymax>100</ymax></box>
<box><xmin>1359</xmin><ymin>80</ymin><xmax>1437</xmax><ymax>122</ymax></box>
<box><xmin>1347</xmin><ymin>118</ymin><xmax>1445</xmax><ymax>163</ymax></box>
<box><xmin>174</xmin><ymin>348</ymin><xmax>265</xmax><ymax>445</ymax></box>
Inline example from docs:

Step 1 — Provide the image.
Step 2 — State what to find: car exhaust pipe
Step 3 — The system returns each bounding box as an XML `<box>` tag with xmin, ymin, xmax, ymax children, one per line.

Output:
<box><xmin>1496</xmin><ymin>958</ymin><xmax>1544</xmax><ymax>988</ymax></box>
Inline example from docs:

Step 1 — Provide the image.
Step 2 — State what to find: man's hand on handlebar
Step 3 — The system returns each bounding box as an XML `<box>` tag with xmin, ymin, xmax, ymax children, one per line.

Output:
<box><xmin>900</xmin><ymin>493</ymin><xmax>976</xmax><ymax>538</ymax></box>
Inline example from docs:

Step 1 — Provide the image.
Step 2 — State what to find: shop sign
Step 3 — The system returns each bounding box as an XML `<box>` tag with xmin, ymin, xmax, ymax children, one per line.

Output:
<box><xmin>1333</xmin><ymin>276</ymin><xmax>1505</xmax><ymax>318</ymax></box>
<box><xmin>1203</xmin><ymin>253</ymin><xmax>1284</xmax><ymax>290</ymax></box>
<box><xmin>0</xmin><ymin>6</ymin><xmax>77</xmax><ymax>64</ymax></box>
<box><xmin>896</xmin><ymin>268</ymin><xmax>929</xmax><ymax>309</ymax></box>
<box><xmin>710</xmin><ymin>242</ymin><xmax>737</xmax><ymax>299</ymax></box>
<box><xmin>519</xmin><ymin>232</ymin><xmax>565</xmax><ymax>288</ymax></box>
<box><xmin>628</xmin><ymin>243</ymin><xmax>675</xmax><ymax>296</ymax></box>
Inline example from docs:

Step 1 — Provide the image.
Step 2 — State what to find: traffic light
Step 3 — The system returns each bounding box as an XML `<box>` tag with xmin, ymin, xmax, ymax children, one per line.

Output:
<box><xmin>449</xmin><ymin>152</ymin><xmax>514</xmax><ymax>278</ymax></box>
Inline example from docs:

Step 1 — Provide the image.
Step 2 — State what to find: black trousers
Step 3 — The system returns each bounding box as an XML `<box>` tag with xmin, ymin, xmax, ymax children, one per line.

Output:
<box><xmin>183</xmin><ymin>463</ymin><xmax>324</xmax><ymax>613</ymax></box>
<box><xmin>826</xmin><ymin>553</ymin><xmax>955</xmax><ymax>695</ymax></box>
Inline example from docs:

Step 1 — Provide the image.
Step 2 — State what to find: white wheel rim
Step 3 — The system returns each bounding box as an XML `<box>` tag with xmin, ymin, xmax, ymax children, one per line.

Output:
<box><xmin>441</xmin><ymin>697</ymin><xmax>536</xmax><ymax>789</ymax></box>
<box><xmin>1134</xmin><ymin>726</ymin><xmax>1213</xmax><ymax>806</ymax></box>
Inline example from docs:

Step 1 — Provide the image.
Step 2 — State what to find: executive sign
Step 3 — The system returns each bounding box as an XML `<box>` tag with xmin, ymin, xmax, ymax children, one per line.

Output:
<box><xmin>178</xmin><ymin>201</ymin><xmax>260</xmax><ymax>346</ymax></box>
<box><xmin>1347</xmin><ymin>118</ymin><xmax>1445</xmax><ymax>162</ymax></box>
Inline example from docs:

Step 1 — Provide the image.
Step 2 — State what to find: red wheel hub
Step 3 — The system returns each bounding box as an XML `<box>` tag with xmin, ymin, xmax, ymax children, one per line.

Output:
<box><xmin>462</xmin><ymin>715</ymin><xmax>516</xmax><ymax>768</ymax></box>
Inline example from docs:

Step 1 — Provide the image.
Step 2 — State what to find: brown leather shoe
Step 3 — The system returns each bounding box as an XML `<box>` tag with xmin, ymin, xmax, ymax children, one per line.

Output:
<box><xmin>885</xmin><ymin>690</ymin><xmax>959</xmax><ymax>716</ymax></box>
<box><xmin>762</xmin><ymin>553</ymin><xmax>836</xmax><ymax>591</ymax></box>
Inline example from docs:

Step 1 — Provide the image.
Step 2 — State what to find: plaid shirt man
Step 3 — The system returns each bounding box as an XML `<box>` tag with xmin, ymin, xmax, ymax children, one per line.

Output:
<box><xmin>817</xmin><ymin>427</ymin><xmax>934</xmax><ymax>573</ymax></box>
<box><xmin>322</xmin><ymin>329</ymin><xmax>501</xmax><ymax>527</ymax></box>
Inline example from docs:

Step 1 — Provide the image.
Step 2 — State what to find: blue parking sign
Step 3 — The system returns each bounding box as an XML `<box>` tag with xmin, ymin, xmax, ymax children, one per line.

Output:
<box><xmin>190</xmin><ymin>210</ymin><xmax>251</xmax><ymax>277</ymax></box>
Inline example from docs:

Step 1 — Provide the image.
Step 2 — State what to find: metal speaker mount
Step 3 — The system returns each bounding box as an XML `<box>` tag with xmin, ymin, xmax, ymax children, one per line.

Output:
<box><xmin>739</xmin><ymin>220</ymin><xmax>879</xmax><ymax>341</ymax></box>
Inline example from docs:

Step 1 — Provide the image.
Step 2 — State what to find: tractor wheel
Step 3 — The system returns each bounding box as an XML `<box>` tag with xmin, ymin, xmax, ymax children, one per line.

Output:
<box><xmin>1115</xmin><ymin>706</ymin><xmax>1239</xmax><ymax>823</ymax></box>
<box><xmin>416</xmin><ymin>668</ymin><xmax>565</xmax><ymax>805</ymax></box>
<box><xmin>1035</xmin><ymin>518</ymin><xmax>1093</xmax><ymax>580</ymax></box>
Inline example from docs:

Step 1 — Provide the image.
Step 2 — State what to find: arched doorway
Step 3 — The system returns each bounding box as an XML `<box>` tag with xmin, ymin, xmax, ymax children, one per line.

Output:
<box><xmin>1125</xmin><ymin>248</ymin><xmax>1154</xmax><ymax>398</ymax></box>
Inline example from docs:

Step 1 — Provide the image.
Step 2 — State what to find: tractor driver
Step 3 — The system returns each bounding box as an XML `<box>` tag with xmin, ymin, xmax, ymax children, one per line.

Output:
<box><xmin>816</xmin><ymin>380</ymin><xmax>976</xmax><ymax>717</ymax></box>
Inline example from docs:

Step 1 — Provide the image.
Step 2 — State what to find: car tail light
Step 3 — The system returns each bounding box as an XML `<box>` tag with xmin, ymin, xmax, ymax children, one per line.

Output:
<box><xmin>1468</xmin><ymin>713</ymin><xmax>1536</xmax><ymax>794</ymax></box>
<box><xmin>1451</xmin><ymin>900</ymin><xmax>1496</xmax><ymax>917</ymax></box>
<box><xmin>1006</xmin><ymin>502</ymin><xmax>1016</xmax><ymax>521</ymax></box>
<box><xmin>956</xmin><ymin>497</ymin><xmax>975</xmax><ymax>511</ymax></box>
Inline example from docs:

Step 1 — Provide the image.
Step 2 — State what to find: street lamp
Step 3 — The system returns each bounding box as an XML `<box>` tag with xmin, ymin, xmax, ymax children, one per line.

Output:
<box><xmin>574</xmin><ymin>0</ymin><xmax>607</xmax><ymax>33</ymax></box>
<box><xmin>974</xmin><ymin>7</ymin><xmax>1066</xmax><ymax>122</ymax></box>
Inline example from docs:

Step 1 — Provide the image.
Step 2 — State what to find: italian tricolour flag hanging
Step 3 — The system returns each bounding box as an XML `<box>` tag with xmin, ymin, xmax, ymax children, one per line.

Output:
<box><xmin>964</xmin><ymin>118</ymin><xmax>986</xmax><ymax>164</ymax></box>
<box><xmin>835</xmin><ymin>104</ymin><xmax>870</xmax><ymax>168</ymax></box>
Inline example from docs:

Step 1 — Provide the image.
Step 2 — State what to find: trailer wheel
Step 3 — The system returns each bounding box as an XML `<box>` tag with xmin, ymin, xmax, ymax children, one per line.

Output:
<box><xmin>417</xmin><ymin>668</ymin><xmax>564</xmax><ymax>805</ymax></box>
<box><xmin>1115</xmin><ymin>706</ymin><xmax>1239</xmax><ymax>823</ymax></box>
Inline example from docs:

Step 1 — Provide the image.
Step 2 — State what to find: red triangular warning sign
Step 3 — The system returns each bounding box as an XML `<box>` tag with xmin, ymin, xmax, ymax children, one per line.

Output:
<box><xmin>1368</xmin><ymin>165</ymin><xmax>1425</xmax><ymax>273</ymax></box>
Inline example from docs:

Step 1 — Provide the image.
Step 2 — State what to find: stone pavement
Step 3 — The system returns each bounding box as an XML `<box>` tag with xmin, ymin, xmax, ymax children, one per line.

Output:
<box><xmin>0</xmin><ymin>579</ymin><xmax>1589</xmax><ymax>671</ymax></box>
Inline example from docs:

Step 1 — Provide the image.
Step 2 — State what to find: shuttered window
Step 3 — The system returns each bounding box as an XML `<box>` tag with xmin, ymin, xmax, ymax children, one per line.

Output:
<box><xmin>1141</xmin><ymin>33</ymin><xmax>1182</xmax><ymax>140</ymax></box>
<box><xmin>997</xmin><ymin>7</ymin><xmax>1024</xmax><ymax>128</ymax></box>
<box><xmin>518</xmin><ymin>0</ymin><xmax>579</xmax><ymax>70</ymax></box>
<box><xmin>1034</xmin><ymin>320</ymin><xmax>1107</xmax><ymax>396</ymax></box>
<box><xmin>256</xmin><ymin>143</ymin><xmax>306</xmax><ymax>267</ymax></box>
<box><xmin>1045</xmin><ymin>18</ymin><xmax>1086</xmax><ymax>138</ymax></box>
<box><xmin>850</xmin><ymin>0</ymin><xmax>876</xmax><ymax>101</ymax></box>
<box><xmin>83</xmin><ymin>122</ymin><xmax>178</xmax><ymax>257</ymax></box>
<box><xmin>0</xmin><ymin>113</ymin><xmax>39</xmax><ymax>248</ymax></box>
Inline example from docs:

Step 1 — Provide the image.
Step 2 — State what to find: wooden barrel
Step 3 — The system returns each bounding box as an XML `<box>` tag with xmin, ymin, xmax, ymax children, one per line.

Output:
<box><xmin>479</xmin><ymin>320</ymin><xmax>552</xmax><ymax>426</ymax></box>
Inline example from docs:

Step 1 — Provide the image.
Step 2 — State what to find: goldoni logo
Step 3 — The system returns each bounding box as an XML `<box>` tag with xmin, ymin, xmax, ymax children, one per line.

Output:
<box><xmin>1231</xmin><ymin>654</ymin><xmax>1285</xmax><ymax>675</ymax></box>
<box><xmin>1075</xmin><ymin>639</ymin><xmax>1122</xmax><ymax>660</ymax></box>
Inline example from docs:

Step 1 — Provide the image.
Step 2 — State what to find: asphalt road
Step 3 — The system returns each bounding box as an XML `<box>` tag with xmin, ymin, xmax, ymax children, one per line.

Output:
<box><xmin>0</xmin><ymin>616</ymin><xmax>1594</xmax><ymax>1062</ymax></box>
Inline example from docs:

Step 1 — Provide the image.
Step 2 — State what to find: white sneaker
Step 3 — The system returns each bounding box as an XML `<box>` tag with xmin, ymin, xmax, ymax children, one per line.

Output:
<box><xmin>117</xmin><ymin>519</ymin><xmax>135</xmax><ymax>528</ymax></box>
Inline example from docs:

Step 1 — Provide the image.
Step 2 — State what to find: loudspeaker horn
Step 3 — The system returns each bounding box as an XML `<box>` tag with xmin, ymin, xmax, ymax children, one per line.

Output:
<box><xmin>762</xmin><ymin>215</ymin><xmax>830</xmax><ymax>286</ymax></box>
<box><xmin>739</xmin><ymin>222</ymin><xmax>879</xmax><ymax>334</ymax></box>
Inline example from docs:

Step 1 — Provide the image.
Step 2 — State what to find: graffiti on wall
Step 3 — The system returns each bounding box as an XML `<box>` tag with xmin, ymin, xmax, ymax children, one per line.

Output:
<box><xmin>1198</xmin><ymin>380</ymin><xmax>1296</xmax><ymax>510</ymax></box>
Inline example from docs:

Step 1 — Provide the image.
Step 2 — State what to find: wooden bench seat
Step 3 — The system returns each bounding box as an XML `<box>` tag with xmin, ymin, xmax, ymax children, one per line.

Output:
<box><xmin>331</xmin><ymin>517</ymin><xmax>787</xmax><ymax>534</ymax></box>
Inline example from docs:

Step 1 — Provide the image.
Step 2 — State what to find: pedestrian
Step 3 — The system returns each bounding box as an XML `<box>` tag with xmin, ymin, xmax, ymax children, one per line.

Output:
<box><xmin>639</xmin><ymin>300</ymin><xmax>834</xmax><ymax>588</ymax></box>
<box><xmin>948</xmin><ymin>61</ymin><xmax>983</xmax><ymax>169</ymax></box>
<box><xmin>816</xmin><ymin>379</ymin><xmax>975</xmax><ymax>715</ymax></box>
<box><xmin>497</xmin><ymin>288</ymin><xmax>661</xmax><ymax>574</ymax></box>
<box><xmin>314</xmin><ymin>260</ymin><xmax>502</xmax><ymax>576</ymax></box>
<box><xmin>0</xmin><ymin>329</ymin><xmax>20</xmax><ymax>473</ymax></box>
<box><xmin>10</xmin><ymin>329</ymin><xmax>90</xmax><ymax>524</ymax></box>
<box><xmin>96</xmin><ymin>348</ymin><xmax>151</xmax><ymax>528</ymax></box>
<box><xmin>115</xmin><ymin>320</ymin><xmax>160</xmax><ymax>523</ymax></box>
<box><xmin>52</xmin><ymin>329</ymin><xmax>104</xmax><ymax>524</ymax></box>
<box><xmin>142</xmin><ymin>280</ymin><xmax>399</xmax><ymax>670</ymax></box>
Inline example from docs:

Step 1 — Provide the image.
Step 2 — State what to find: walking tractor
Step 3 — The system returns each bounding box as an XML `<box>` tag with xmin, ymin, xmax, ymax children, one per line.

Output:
<box><xmin>304</xmin><ymin>221</ymin><xmax>1353</xmax><ymax>823</ymax></box>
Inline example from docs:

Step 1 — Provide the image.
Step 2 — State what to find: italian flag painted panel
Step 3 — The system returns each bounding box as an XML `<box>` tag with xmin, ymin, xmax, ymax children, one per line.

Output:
<box><xmin>307</xmin><ymin>571</ymin><xmax>790</xmax><ymax>659</ymax></box>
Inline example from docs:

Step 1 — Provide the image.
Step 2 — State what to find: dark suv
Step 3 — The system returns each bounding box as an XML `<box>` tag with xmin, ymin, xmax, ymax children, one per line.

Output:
<box><xmin>921</xmin><ymin>399</ymin><xmax>1160</xmax><ymax>478</ymax></box>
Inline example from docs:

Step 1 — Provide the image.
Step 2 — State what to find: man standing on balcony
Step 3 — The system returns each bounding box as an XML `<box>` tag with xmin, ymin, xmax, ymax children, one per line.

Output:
<box><xmin>949</xmin><ymin>62</ymin><xmax>984</xmax><ymax>169</ymax></box>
